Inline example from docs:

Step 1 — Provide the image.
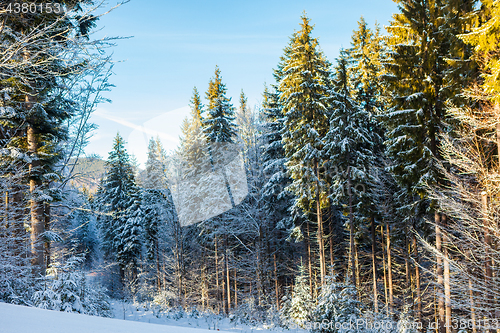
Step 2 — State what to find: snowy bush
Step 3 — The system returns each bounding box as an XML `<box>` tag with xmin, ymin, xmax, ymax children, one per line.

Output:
<box><xmin>32</xmin><ymin>256</ymin><xmax>112</xmax><ymax>317</ymax></box>
<box><xmin>280</xmin><ymin>264</ymin><xmax>313</xmax><ymax>329</ymax></box>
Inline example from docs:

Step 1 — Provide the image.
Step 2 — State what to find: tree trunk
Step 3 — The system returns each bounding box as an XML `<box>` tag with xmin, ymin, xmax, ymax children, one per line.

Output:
<box><xmin>481</xmin><ymin>191</ymin><xmax>493</xmax><ymax>330</ymax></box>
<box><xmin>306</xmin><ymin>222</ymin><xmax>313</xmax><ymax>296</ymax></box>
<box><xmin>315</xmin><ymin>159</ymin><xmax>326</xmax><ymax>285</ymax></box>
<box><xmin>413</xmin><ymin>232</ymin><xmax>422</xmax><ymax>324</ymax></box>
<box><xmin>234</xmin><ymin>268</ymin><xmax>238</xmax><ymax>309</ymax></box>
<box><xmin>226</xmin><ymin>246</ymin><xmax>231</xmax><ymax>313</ymax></box>
<box><xmin>44</xmin><ymin>202</ymin><xmax>50</xmax><ymax>269</ymax></box>
<box><xmin>469</xmin><ymin>277</ymin><xmax>477</xmax><ymax>333</ymax></box>
<box><xmin>329</xmin><ymin>219</ymin><xmax>334</xmax><ymax>276</ymax></box>
<box><xmin>215</xmin><ymin>236</ymin><xmax>220</xmax><ymax>314</ymax></box>
<box><xmin>386</xmin><ymin>222</ymin><xmax>394</xmax><ymax>314</ymax></box>
<box><xmin>381</xmin><ymin>224</ymin><xmax>389</xmax><ymax>316</ymax></box>
<box><xmin>442</xmin><ymin>215</ymin><xmax>451</xmax><ymax>333</ymax></box>
<box><xmin>28</xmin><ymin>123</ymin><xmax>45</xmax><ymax>275</ymax></box>
<box><xmin>371</xmin><ymin>216</ymin><xmax>378</xmax><ymax>313</ymax></box>
<box><xmin>435</xmin><ymin>212</ymin><xmax>445</xmax><ymax>333</ymax></box>
<box><xmin>274</xmin><ymin>253</ymin><xmax>279</xmax><ymax>310</ymax></box>
<box><xmin>347</xmin><ymin>166</ymin><xmax>356</xmax><ymax>289</ymax></box>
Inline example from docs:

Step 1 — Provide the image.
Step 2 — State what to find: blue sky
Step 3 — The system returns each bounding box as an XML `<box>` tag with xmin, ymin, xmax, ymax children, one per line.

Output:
<box><xmin>85</xmin><ymin>0</ymin><xmax>398</xmax><ymax>166</ymax></box>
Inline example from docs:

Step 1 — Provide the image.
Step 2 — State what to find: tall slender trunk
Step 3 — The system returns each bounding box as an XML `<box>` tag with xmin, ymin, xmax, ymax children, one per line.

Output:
<box><xmin>347</xmin><ymin>166</ymin><xmax>356</xmax><ymax>289</ymax></box>
<box><xmin>404</xmin><ymin>220</ymin><xmax>410</xmax><ymax>308</ymax></box>
<box><xmin>155</xmin><ymin>238</ymin><xmax>161</xmax><ymax>291</ymax></box>
<box><xmin>329</xmin><ymin>219</ymin><xmax>334</xmax><ymax>276</ymax></box>
<box><xmin>481</xmin><ymin>191</ymin><xmax>493</xmax><ymax>330</ymax></box>
<box><xmin>44</xmin><ymin>202</ymin><xmax>50</xmax><ymax>269</ymax></box>
<box><xmin>469</xmin><ymin>277</ymin><xmax>477</xmax><ymax>333</ymax></box>
<box><xmin>435</xmin><ymin>212</ymin><xmax>445</xmax><ymax>333</ymax></box>
<box><xmin>442</xmin><ymin>215</ymin><xmax>451</xmax><ymax>333</ymax></box>
<box><xmin>371</xmin><ymin>216</ymin><xmax>378</xmax><ymax>313</ymax></box>
<box><xmin>28</xmin><ymin>123</ymin><xmax>44</xmax><ymax>274</ymax></box>
<box><xmin>306</xmin><ymin>222</ymin><xmax>313</xmax><ymax>295</ymax></box>
<box><xmin>215</xmin><ymin>236</ymin><xmax>220</xmax><ymax>314</ymax></box>
<box><xmin>234</xmin><ymin>268</ymin><xmax>238</xmax><ymax>309</ymax></box>
<box><xmin>226</xmin><ymin>245</ymin><xmax>231</xmax><ymax>313</ymax></box>
<box><xmin>274</xmin><ymin>253</ymin><xmax>279</xmax><ymax>310</ymax></box>
<box><xmin>315</xmin><ymin>159</ymin><xmax>326</xmax><ymax>285</ymax></box>
<box><xmin>381</xmin><ymin>224</ymin><xmax>389</xmax><ymax>316</ymax></box>
<box><xmin>386</xmin><ymin>222</ymin><xmax>394</xmax><ymax>314</ymax></box>
<box><xmin>413</xmin><ymin>232</ymin><xmax>422</xmax><ymax>324</ymax></box>
<box><xmin>12</xmin><ymin>183</ymin><xmax>24</xmax><ymax>257</ymax></box>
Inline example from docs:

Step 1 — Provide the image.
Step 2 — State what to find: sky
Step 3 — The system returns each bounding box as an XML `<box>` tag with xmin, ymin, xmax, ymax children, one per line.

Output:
<box><xmin>85</xmin><ymin>0</ymin><xmax>399</xmax><ymax>167</ymax></box>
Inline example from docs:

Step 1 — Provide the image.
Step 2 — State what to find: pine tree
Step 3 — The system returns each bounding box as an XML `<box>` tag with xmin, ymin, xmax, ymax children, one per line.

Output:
<box><xmin>279</xmin><ymin>14</ymin><xmax>331</xmax><ymax>285</ymax></box>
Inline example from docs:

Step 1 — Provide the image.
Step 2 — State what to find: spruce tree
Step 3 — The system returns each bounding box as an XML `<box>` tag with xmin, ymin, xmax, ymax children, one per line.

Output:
<box><xmin>203</xmin><ymin>66</ymin><xmax>237</xmax><ymax>143</ymax></box>
<box><xmin>142</xmin><ymin>138</ymin><xmax>175</xmax><ymax>290</ymax></box>
<box><xmin>0</xmin><ymin>1</ymin><xmax>101</xmax><ymax>273</ymax></box>
<box><xmin>279</xmin><ymin>14</ymin><xmax>331</xmax><ymax>285</ymax></box>
<box><xmin>97</xmin><ymin>133</ymin><xmax>142</xmax><ymax>283</ymax></box>
<box><xmin>324</xmin><ymin>53</ymin><xmax>379</xmax><ymax>291</ymax></box>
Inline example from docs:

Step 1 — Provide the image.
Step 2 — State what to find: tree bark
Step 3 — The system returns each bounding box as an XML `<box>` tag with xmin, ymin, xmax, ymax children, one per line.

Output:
<box><xmin>234</xmin><ymin>268</ymin><xmax>238</xmax><ymax>309</ymax></box>
<box><xmin>306</xmin><ymin>222</ymin><xmax>313</xmax><ymax>296</ymax></box>
<box><xmin>27</xmin><ymin>123</ymin><xmax>45</xmax><ymax>274</ymax></box>
<box><xmin>347</xmin><ymin>166</ymin><xmax>356</xmax><ymax>289</ymax></box>
<box><xmin>436</xmin><ymin>212</ymin><xmax>445</xmax><ymax>333</ymax></box>
<box><xmin>481</xmin><ymin>191</ymin><xmax>493</xmax><ymax>330</ymax></box>
<box><xmin>274</xmin><ymin>253</ymin><xmax>279</xmax><ymax>310</ymax></box>
<box><xmin>371</xmin><ymin>216</ymin><xmax>378</xmax><ymax>313</ymax></box>
<box><xmin>469</xmin><ymin>277</ymin><xmax>477</xmax><ymax>333</ymax></box>
<box><xmin>315</xmin><ymin>159</ymin><xmax>326</xmax><ymax>285</ymax></box>
<box><xmin>381</xmin><ymin>224</ymin><xmax>389</xmax><ymax>316</ymax></box>
<box><xmin>226</xmin><ymin>247</ymin><xmax>230</xmax><ymax>313</ymax></box>
<box><xmin>215</xmin><ymin>235</ymin><xmax>220</xmax><ymax>314</ymax></box>
<box><xmin>329</xmin><ymin>219</ymin><xmax>334</xmax><ymax>276</ymax></box>
<box><xmin>442</xmin><ymin>214</ymin><xmax>451</xmax><ymax>333</ymax></box>
<box><xmin>413</xmin><ymin>232</ymin><xmax>422</xmax><ymax>324</ymax></box>
<box><xmin>386</xmin><ymin>222</ymin><xmax>394</xmax><ymax>314</ymax></box>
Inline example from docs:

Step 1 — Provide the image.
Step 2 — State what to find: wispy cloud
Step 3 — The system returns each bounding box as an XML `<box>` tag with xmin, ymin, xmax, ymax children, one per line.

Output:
<box><xmin>94</xmin><ymin>109</ymin><xmax>179</xmax><ymax>144</ymax></box>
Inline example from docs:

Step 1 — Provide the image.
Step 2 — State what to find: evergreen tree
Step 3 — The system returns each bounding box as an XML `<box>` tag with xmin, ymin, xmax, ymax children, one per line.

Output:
<box><xmin>236</xmin><ymin>89</ymin><xmax>255</xmax><ymax>153</ymax></box>
<box><xmin>142</xmin><ymin>138</ymin><xmax>175</xmax><ymax>290</ymax></box>
<box><xmin>97</xmin><ymin>133</ymin><xmax>142</xmax><ymax>283</ymax></box>
<box><xmin>280</xmin><ymin>264</ymin><xmax>313</xmax><ymax>328</ymax></box>
<box><xmin>324</xmin><ymin>53</ymin><xmax>378</xmax><ymax>289</ymax></box>
<box><xmin>348</xmin><ymin>17</ymin><xmax>385</xmax><ymax>115</ymax></box>
<box><xmin>69</xmin><ymin>188</ymin><xmax>99</xmax><ymax>269</ymax></box>
<box><xmin>203</xmin><ymin>66</ymin><xmax>237</xmax><ymax>143</ymax></box>
<box><xmin>310</xmin><ymin>277</ymin><xmax>365</xmax><ymax>333</ymax></box>
<box><xmin>279</xmin><ymin>14</ymin><xmax>331</xmax><ymax>285</ymax></box>
<box><xmin>0</xmin><ymin>1</ymin><xmax>101</xmax><ymax>273</ymax></box>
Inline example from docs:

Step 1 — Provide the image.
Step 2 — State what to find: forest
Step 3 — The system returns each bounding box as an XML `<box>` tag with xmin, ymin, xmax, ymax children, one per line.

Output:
<box><xmin>1</xmin><ymin>1</ymin><xmax>500</xmax><ymax>332</ymax></box>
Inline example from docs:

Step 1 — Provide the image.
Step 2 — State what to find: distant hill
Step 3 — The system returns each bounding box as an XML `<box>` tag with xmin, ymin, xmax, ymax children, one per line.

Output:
<box><xmin>67</xmin><ymin>157</ymin><xmax>106</xmax><ymax>192</ymax></box>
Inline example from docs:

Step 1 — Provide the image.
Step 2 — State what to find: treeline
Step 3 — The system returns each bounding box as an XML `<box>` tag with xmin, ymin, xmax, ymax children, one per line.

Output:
<box><xmin>1</xmin><ymin>0</ymin><xmax>500</xmax><ymax>332</ymax></box>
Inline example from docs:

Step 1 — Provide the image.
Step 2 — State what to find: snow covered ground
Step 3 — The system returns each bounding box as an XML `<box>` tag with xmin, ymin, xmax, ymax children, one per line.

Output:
<box><xmin>0</xmin><ymin>302</ymin><xmax>229</xmax><ymax>333</ymax></box>
<box><xmin>0</xmin><ymin>302</ymin><xmax>307</xmax><ymax>333</ymax></box>
<box><xmin>109</xmin><ymin>301</ymin><xmax>306</xmax><ymax>333</ymax></box>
